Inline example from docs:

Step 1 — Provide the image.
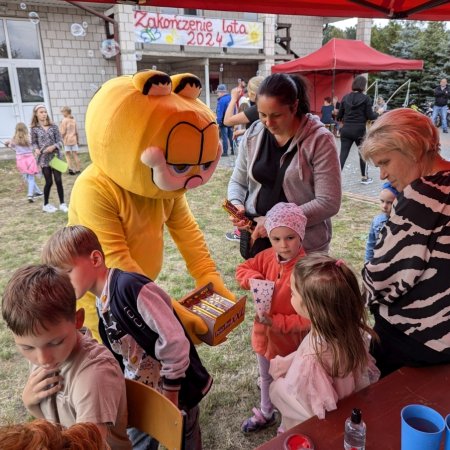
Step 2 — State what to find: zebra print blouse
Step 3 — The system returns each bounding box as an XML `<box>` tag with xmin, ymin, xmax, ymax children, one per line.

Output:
<box><xmin>363</xmin><ymin>170</ymin><xmax>450</xmax><ymax>355</ymax></box>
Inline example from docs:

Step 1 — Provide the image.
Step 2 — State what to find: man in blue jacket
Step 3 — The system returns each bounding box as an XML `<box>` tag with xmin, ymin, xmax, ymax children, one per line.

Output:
<box><xmin>216</xmin><ymin>84</ymin><xmax>233</xmax><ymax>156</ymax></box>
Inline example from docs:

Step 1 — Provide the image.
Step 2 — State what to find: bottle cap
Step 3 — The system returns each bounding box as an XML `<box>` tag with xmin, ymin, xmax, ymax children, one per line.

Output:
<box><xmin>351</xmin><ymin>408</ymin><xmax>362</xmax><ymax>424</ymax></box>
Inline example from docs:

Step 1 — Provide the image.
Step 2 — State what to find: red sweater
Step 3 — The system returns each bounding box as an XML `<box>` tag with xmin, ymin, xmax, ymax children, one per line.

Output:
<box><xmin>236</xmin><ymin>247</ymin><xmax>310</xmax><ymax>360</ymax></box>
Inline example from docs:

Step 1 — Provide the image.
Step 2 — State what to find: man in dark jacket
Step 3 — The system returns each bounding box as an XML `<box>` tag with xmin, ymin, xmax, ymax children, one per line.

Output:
<box><xmin>432</xmin><ymin>78</ymin><xmax>448</xmax><ymax>133</ymax></box>
<box><xmin>216</xmin><ymin>84</ymin><xmax>233</xmax><ymax>156</ymax></box>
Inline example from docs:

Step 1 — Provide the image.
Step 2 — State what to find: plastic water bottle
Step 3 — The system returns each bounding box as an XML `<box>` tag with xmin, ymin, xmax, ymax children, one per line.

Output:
<box><xmin>344</xmin><ymin>408</ymin><xmax>366</xmax><ymax>450</ymax></box>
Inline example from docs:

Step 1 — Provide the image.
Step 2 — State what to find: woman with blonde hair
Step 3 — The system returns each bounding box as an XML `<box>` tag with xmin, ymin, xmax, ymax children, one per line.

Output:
<box><xmin>224</xmin><ymin>75</ymin><xmax>265</xmax><ymax>242</ymax></box>
<box><xmin>361</xmin><ymin>107</ymin><xmax>450</xmax><ymax>377</ymax></box>
<box><xmin>223</xmin><ymin>75</ymin><xmax>265</xmax><ymax>127</ymax></box>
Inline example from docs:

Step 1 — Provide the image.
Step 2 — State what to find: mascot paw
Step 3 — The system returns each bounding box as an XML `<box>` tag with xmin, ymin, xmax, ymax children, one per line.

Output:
<box><xmin>197</xmin><ymin>274</ymin><xmax>236</xmax><ymax>302</ymax></box>
<box><xmin>172</xmin><ymin>299</ymin><xmax>208</xmax><ymax>345</ymax></box>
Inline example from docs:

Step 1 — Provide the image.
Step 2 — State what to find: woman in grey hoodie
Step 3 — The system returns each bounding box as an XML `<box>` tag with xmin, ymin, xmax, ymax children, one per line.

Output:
<box><xmin>227</xmin><ymin>73</ymin><xmax>341</xmax><ymax>257</ymax></box>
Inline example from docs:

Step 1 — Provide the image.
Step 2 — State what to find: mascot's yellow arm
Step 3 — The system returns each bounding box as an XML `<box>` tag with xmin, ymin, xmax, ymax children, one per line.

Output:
<box><xmin>69</xmin><ymin>165</ymin><xmax>233</xmax><ymax>342</ymax></box>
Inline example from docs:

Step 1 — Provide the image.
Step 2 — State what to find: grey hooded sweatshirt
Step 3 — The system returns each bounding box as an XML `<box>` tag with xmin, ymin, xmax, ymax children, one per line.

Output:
<box><xmin>227</xmin><ymin>114</ymin><xmax>341</xmax><ymax>253</ymax></box>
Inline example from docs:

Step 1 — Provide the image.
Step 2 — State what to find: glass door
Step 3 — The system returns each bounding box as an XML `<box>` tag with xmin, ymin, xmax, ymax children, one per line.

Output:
<box><xmin>0</xmin><ymin>18</ymin><xmax>48</xmax><ymax>142</ymax></box>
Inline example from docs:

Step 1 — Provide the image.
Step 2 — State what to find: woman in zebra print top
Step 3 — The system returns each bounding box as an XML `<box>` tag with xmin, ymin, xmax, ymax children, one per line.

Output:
<box><xmin>360</xmin><ymin>108</ymin><xmax>450</xmax><ymax>377</ymax></box>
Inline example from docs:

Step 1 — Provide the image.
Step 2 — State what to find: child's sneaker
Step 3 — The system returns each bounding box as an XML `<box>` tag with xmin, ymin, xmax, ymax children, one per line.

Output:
<box><xmin>42</xmin><ymin>203</ymin><xmax>57</xmax><ymax>213</ymax></box>
<box><xmin>225</xmin><ymin>231</ymin><xmax>240</xmax><ymax>242</ymax></box>
<box><xmin>361</xmin><ymin>177</ymin><xmax>373</xmax><ymax>185</ymax></box>
<box><xmin>27</xmin><ymin>196</ymin><xmax>34</xmax><ymax>203</ymax></box>
<box><xmin>59</xmin><ymin>203</ymin><xmax>69</xmax><ymax>213</ymax></box>
<box><xmin>241</xmin><ymin>407</ymin><xmax>277</xmax><ymax>433</ymax></box>
<box><xmin>34</xmin><ymin>192</ymin><xmax>43</xmax><ymax>197</ymax></box>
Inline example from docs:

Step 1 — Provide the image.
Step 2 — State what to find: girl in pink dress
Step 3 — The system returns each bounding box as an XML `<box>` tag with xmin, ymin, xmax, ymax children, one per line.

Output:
<box><xmin>269</xmin><ymin>254</ymin><xmax>380</xmax><ymax>432</ymax></box>
<box><xmin>6</xmin><ymin>122</ymin><xmax>42</xmax><ymax>203</ymax></box>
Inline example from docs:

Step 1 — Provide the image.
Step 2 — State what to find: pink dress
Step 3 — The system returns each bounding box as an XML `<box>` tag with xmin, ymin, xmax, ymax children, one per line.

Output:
<box><xmin>269</xmin><ymin>332</ymin><xmax>380</xmax><ymax>430</ymax></box>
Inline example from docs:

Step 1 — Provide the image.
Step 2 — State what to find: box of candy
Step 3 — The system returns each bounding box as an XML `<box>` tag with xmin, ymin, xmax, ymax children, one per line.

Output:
<box><xmin>178</xmin><ymin>283</ymin><xmax>246</xmax><ymax>346</ymax></box>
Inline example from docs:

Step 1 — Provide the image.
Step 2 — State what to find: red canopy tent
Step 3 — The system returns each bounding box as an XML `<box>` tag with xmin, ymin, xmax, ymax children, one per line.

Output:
<box><xmin>271</xmin><ymin>38</ymin><xmax>424</xmax><ymax>113</ymax></box>
<box><xmin>73</xmin><ymin>0</ymin><xmax>450</xmax><ymax>20</ymax></box>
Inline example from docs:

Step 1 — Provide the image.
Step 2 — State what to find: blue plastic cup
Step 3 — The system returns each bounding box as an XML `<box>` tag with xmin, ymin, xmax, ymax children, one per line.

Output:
<box><xmin>401</xmin><ymin>404</ymin><xmax>445</xmax><ymax>450</ymax></box>
<box><xmin>445</xmin><ymin>414</ymin><xmax>450</xmax><ymax>450</ymax></box>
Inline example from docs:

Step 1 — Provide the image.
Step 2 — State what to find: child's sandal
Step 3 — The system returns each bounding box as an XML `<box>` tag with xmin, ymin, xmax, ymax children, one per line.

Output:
<box><xmin>241</xmin><ymin>407</ymin><xmax>277</xmax><ymax>433</ymax></box>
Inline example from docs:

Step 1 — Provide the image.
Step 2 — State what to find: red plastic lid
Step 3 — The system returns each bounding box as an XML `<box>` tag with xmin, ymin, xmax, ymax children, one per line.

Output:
<box><xmin>283</xmin><ymin>433</ymin><xmax>315</xmax><ymax>449</ymax></box>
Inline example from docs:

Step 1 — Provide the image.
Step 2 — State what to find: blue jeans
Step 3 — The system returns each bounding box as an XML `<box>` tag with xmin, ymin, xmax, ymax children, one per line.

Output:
<box><xmin>23</xmin><ymin>174</ymin><xmax>42</xmax><ymax>197</ymax></box>
<box><xmin>432</xmin><ymin>105</ymin><xmax>448</xmax><ymax>131</ymax></box>
<box><xmin>219</xmin><ymin>125</ymin><xmax>233</xmax><ymax>155</ymax></box>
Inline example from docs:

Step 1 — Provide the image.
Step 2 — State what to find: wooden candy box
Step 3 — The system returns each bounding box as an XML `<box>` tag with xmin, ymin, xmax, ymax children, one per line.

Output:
<box><xmin>178</xmin><ymin>283</ymin><xmax>246</xmax><ymax>346</ymax></box>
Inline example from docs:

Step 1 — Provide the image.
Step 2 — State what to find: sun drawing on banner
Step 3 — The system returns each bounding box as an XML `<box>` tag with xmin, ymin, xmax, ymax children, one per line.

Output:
<box><xmin>247</xmin><ymin>24</ymin><xmax>261</xmax><ymax>44</ymax></box>
<box><xmin>165</xmin><ymin>30</ymin><xmax>177</xmax><ymax>44</ymax></box>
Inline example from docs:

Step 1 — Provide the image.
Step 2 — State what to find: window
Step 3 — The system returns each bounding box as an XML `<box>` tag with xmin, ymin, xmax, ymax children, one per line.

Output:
<box><xmin>0</xmin><ymin>21</ymin><xmax>7</xmax><ymax>58</ymax></box>
<box><xmin>184</xmin><ymin>9</ymin><xmax>198</xmax><ymax>15</ymax></box>
<box><xmin>0</xmin><ymin>67</ymin><xmax>13</xmax><ymax>103</ymax></box>
<box><xmin>6</xmin><ymin>20</ymin><xmax>41</xmax><ymax>59</ymax></box>
<box><xmin>17</xmin><ymin>67</ymin><xmax>43</xmax><ymax>102</ymax></box>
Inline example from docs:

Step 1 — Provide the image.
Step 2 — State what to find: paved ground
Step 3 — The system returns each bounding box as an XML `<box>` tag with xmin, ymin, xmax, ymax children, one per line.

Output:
<box><xmin>2</xmin><ymin>128</ymin><xmax>450</xmax><ymax>203</ymax></box>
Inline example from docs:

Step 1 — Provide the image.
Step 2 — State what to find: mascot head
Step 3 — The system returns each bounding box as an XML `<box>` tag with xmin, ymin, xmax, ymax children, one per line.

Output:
<box><xmin>85</xmin><ymin>70</ymin><xmax>221</xmax><ymax>198</ymax></box>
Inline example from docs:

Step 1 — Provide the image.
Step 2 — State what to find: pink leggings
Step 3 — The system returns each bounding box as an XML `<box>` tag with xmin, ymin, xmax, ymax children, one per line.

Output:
<box><xmin>257</xmin><ymin>353</ymin><xmax>274</xmax><ymax>415</ymax></box>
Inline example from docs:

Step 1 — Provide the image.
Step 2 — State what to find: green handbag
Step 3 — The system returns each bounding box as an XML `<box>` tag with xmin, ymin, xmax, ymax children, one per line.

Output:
<box><xmin>49</xmin><ymin>155</ymin><xmax>68</xmax><ymax>173</ymax></box>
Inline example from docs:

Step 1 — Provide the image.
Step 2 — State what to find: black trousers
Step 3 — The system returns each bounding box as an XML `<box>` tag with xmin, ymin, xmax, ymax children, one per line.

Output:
<box><xmin>339</xmin><ymin>124</ymin><xmax>367</xmax><ymax>177</ymax></box>
<box><xmin>239</xmin><ymin>231</ymin><xmax>271</xmax><ymax>259</ymax></box>
<box><xmin>42</xmin><ymin>166</ymin><xmax>64</xmax><ymax>204</ymax></box>
<box><xmin>370</xmin><ymin>313</ymin><xmax>450</xmax><ymax>378</ymax></box>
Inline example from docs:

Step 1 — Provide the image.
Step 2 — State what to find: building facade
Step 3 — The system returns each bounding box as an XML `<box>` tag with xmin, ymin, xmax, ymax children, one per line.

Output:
<box><xmin>0</xmin><ymin>0</ymin><xmax>327</xmax><ymax>143</ymax></box>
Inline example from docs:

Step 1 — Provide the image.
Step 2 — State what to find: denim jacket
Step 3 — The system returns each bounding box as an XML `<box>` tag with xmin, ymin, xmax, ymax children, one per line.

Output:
<box><xmin>365</xmin><ymin>212</ymin><xmax>388</xmax><ymax>262</ymax></box>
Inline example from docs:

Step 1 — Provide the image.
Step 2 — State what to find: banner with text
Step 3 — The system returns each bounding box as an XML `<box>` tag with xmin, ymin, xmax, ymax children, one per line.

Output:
<box><xmin>134</xmin><ymin>11</ymin><xmax>264</xmax><ymax>49</ymax></box>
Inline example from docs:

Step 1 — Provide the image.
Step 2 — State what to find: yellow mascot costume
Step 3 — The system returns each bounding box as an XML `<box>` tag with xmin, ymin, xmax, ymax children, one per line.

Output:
<box><xmin>68</xmin><ymin>70</ymin><xmax>233</xmax><ymax>341</ymax></box>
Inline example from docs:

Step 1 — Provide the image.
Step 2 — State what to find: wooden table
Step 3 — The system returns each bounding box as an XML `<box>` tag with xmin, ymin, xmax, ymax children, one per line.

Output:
<box><xmin>255</xmin><ymin>364</ymin><xmax>450</xmax><ymax>450</ymax></box>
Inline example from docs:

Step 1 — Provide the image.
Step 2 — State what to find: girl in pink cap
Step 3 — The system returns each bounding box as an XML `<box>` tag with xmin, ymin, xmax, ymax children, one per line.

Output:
<box><xmin>236</xmin><ymin>202</ymin><xmax>311</xmax><ymax>433</ymax></box>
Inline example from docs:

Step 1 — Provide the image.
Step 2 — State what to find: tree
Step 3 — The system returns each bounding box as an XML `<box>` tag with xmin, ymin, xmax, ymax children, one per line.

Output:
<box><xmin>415</xmin><ymin>21</ymin><xmax>450</xmax><ymax>103</ymax></box>
<box><xmin>323</xmin><ymin>20</ymin><xmax>450</xmax><ymax>109</ymax></box>
<box><xmin>369</xmin><ymin>21</ymin><xmax>403</xmax><ymax>102</ymax></box>
<box><xmin>370</xmin><ymin>21</ymin><xmax>450</xmax><ymax>108</ymax></box>
<box><xmin>323</xmin><ymin>25</ymin><xmax>355</xmax><ymax>45</ymax></box>
<box><xmin>380</xmin><ymin>21</ymin><xmax>422</xmax><ymax>108</ymax></box>
<box><xmin>370</xmin><ymin>21</ymin><xmax>402</xmax><ymax>55</ymax></box>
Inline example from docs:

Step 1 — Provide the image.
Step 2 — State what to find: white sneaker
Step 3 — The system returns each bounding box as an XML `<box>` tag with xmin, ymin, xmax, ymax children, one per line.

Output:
<box><xmin>361</xmin><ymin>177</ymin><xmax>373</xmax><ymax>185</ymax></box>
<box><xmin>42</xmin><ymin>203</ymin><xmax>57</xmax><ymax>213</ymax></box>
<box><xmin>59</xmin><ymin>203</ymin><xmax>69</xmax><ymax>213</ymax></box>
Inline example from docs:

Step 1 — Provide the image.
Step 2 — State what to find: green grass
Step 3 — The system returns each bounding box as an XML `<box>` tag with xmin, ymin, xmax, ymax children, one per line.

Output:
<box><xmin>0</xmin><ymin>154</ymin><xmax>379</xmax><ymax>447</ymax></box>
